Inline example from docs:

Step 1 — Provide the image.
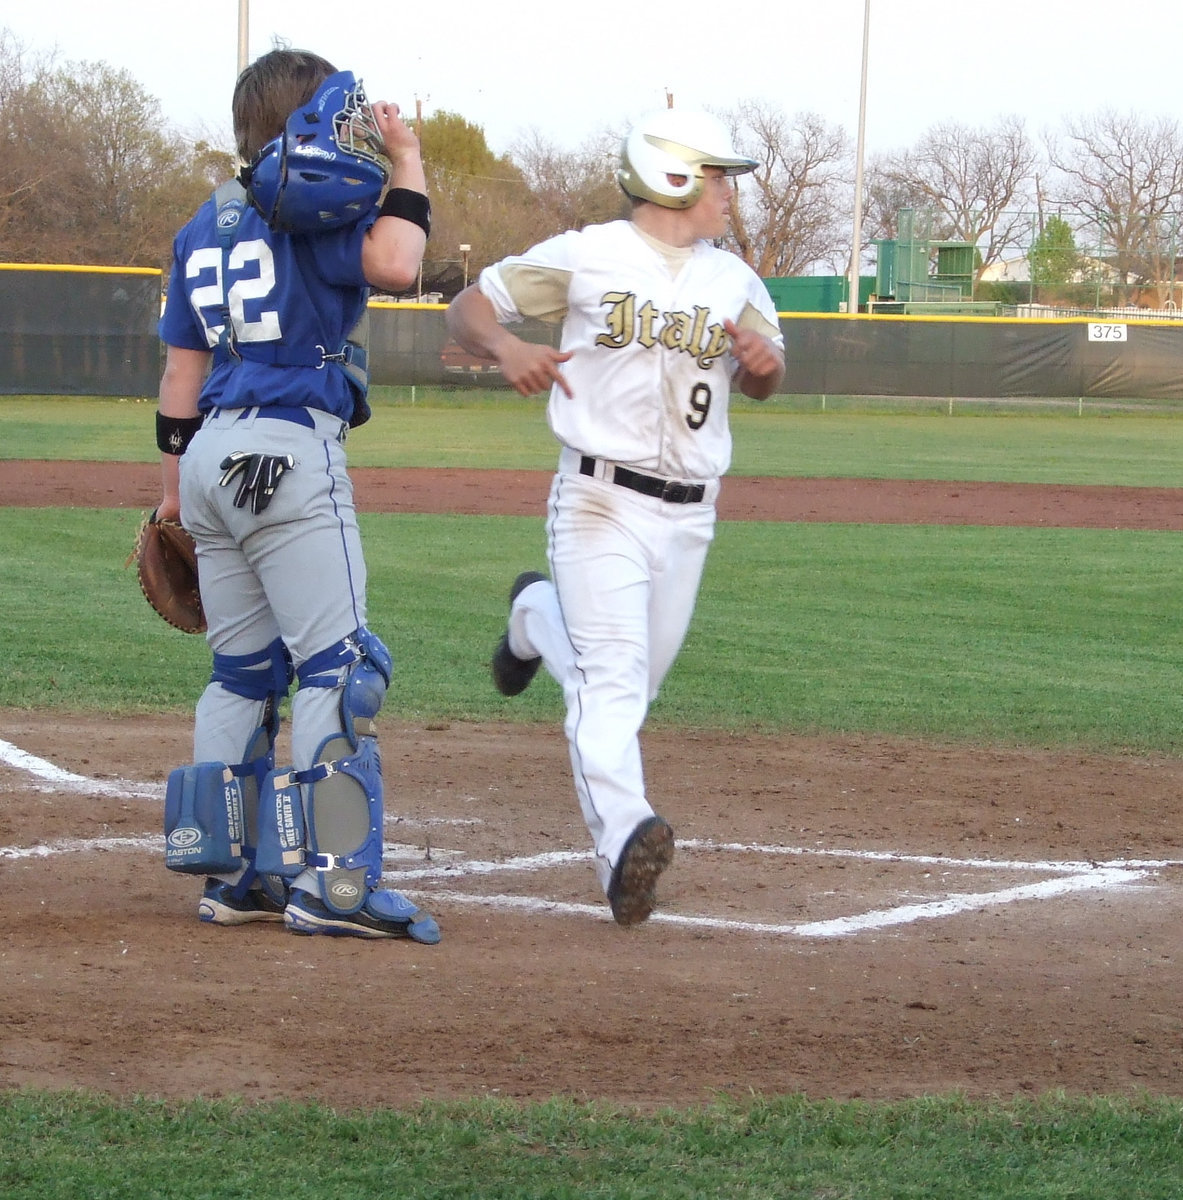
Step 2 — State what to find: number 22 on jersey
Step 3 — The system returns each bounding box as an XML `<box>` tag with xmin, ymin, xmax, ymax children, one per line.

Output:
<box><xmin>185</xmin><ymin>240</ymin><xmax>282</xmax><ymax>348</ymax></box>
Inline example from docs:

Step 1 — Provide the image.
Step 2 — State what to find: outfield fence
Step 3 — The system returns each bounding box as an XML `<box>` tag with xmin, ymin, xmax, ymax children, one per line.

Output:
<box><xmin>4</xmin><ymin>265</ymin><xmax>1182</xmax><ymax>404</ymax></box>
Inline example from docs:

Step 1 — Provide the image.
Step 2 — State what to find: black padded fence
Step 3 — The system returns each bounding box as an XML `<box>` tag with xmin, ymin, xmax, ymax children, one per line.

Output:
<box><xmin>368</xmin><ymin>309</ymin><xmax>1183</xmax><ymax>401</ymax></box>
<box><xmin>4</xmin><ymin>265</ymin><xmax>1183</xmax><ymax>401</ymax></box>
<box><xmin>773</xmin><ymin>314</ymin><xmax>1183</xmax><ymax>401</ymax></box>
<box><xmin>0</xmin><ymin>266</ymin><xmax>163</xmax><ymax>397</ymax></box>
<box><xmin>367</xmin><ymin>301</ymin><xmax>558</xmax><ymax>387</ymax></box>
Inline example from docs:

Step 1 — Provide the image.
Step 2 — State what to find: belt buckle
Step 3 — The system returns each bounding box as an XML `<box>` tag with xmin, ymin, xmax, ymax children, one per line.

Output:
<box><xmin>662</xmin><ymin>480</ymin><xmax>691</xmax><ymax>503</ymax></box>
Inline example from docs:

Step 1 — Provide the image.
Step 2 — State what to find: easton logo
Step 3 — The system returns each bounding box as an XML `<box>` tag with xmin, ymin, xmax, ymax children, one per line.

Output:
<box><xmin>167</xmin><ymin>827</ymin><xmax>202</xmax><ymax>849</ymax></box>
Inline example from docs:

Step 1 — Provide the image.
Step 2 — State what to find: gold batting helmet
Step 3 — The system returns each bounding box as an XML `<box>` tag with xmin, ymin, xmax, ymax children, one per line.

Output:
<box><xmin>616</xmin><ymin>109</ymin><xmax>757</xmax><ymax>209</ymax></box>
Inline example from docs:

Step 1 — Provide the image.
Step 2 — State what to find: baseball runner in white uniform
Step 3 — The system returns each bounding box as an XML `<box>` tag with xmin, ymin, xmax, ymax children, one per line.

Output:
<box><xmin>446</xmin><ymin>109</ymin><xmax>786</xmax><ymax>926</ymax></box>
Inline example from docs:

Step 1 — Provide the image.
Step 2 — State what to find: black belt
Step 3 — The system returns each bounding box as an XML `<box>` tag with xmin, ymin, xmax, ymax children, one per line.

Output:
<box><xmin>579</xmin><ymin>456</ymin><xmax>705</xmax><ymax>504</ymax></box>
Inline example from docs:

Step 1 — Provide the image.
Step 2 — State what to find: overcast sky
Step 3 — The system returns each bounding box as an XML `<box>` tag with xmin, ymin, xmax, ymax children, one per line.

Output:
<box><xmin>4</xmin><ymin>1</ymin><xmax>1175</xmax><ymax>156</ymax></box>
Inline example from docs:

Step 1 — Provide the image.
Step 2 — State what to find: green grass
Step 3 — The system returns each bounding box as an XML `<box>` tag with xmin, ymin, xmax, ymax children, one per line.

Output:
<box><xmin>7</xmin><ymin>391</ymin><xmax>1183</xmax><ymax>483</ymax></box>
<box><xmin>6</xmin><ymin>399</ymin><xmax>1183</xmax><ymax>1190</ymax></box>
<box><xmin>2</xmin><ymin>509</ymin><xmax>1180</xmax><ymax>754</ymax></box>
<box><xmin>2</xmin><ymin>1091</ymin><xmax>1181</xmax><ymax>1199</ymax></box>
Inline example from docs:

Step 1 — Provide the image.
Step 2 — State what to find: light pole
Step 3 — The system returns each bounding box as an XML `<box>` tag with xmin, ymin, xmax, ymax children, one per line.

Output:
<box><xmin>460</xmin><ymin>243</ymin><xmax>471</xmax><ymax>290</ymax></box>
<box><xmin>237</xmin><ymin>0</ymin><xmax>249</xmax><ymax>74</ymax></box>
<box><xmin>1169</xmin><ymin>215</ymin><xmax>1178</xmax><ymax>310</ymax></box>
<box><xmin>1028</xmin><ymin>212</ymin><xmax>1037</xmax><ymax>306</ymax></box>
<box><xmin>846</xmin><ymin>0</ymin><xmax>871</xmax><ymax>314</ymax></box>
<box><xmin>1095</xmin><ymin>225</ymin><xmax>1104</xmax><ymax>312</ymax></box>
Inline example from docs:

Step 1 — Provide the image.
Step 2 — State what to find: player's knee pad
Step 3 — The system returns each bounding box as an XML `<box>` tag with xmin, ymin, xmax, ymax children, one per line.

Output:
<box><xmin>166</xmin><ymin>638</ymin><xmax>291</xmax><ymax>889</ymax></box>
<box><xmin>256</xmin><ymin>627</ymin><xmax>391</xmax><ymax>915</ymax></box>
<box><xmin>339</xmin><ymin>627</ymin><xmax>392</xmax><ymax>743</ymax></box>
<box><xmin>210</xmin><ymin>637</ymin><xmax>293</xmax><ymax>705</ymax></box>
<box><xmin>206</xmin><ymin>635</ymin><xmax>292</xmax><ymax>824</ymax></box>
<box><xmin>165</xmin><ymin>714</ymin><xmax>283</xmax><ymax>883</ymax></box>
<box><xmin>165</xmin><ymin>761</ymin><xmax>247</xmax><ymax>875</ymax></box>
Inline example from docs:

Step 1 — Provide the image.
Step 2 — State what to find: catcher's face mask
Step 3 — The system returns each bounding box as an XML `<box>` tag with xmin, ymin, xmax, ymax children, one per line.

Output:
<box><xmin>333</xmin><ymin>79</ymin><xmax>387</xmax><ymax>165</ymax></box>
<box><xmin>243</xmin><ymin>70</ymin><xmax>390</xmax><ymax>233</ymax></box>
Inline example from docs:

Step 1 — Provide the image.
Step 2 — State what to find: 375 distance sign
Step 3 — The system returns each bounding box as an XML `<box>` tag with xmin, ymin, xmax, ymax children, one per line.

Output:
<box><xmin>1087</xmin><ymin>323</ymin><xmax>1128</xmax><ymax>342</ymax></box>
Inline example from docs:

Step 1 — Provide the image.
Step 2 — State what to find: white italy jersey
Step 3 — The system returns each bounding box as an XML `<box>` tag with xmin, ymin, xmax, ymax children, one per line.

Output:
<box><xmin>478</xmin><ymin>219</ymin><xmax>784</xmax><ymax>480</ymax></box>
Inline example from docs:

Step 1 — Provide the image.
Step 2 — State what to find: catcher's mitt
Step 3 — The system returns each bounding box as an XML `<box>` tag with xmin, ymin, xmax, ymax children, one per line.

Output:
<box><xmin>125</xmin><ymin>511</ymin><xmax>207</xmax><ymax>634</ymax></box>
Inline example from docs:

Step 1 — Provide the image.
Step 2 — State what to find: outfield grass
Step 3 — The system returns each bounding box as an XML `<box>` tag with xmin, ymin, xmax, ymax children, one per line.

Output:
<box><xmin>3</xmin><ymin>509</ymin><xmax>1180</xmax><ymax>754</ymax></box>
<box><xmin>6</xmin><ymin>391</ymin><xmax>1183</xmax><ymax>483</ymax></box>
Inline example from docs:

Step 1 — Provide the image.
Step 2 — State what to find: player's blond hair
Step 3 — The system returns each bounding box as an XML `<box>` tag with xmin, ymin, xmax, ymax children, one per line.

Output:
<box><xmin>232</xmin><ymin>48</ymin><xmax>337</xmax><ymax>165</ymax></box>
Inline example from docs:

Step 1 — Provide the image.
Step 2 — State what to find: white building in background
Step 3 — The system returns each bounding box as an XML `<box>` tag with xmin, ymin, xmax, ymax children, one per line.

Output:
<box><xmin>979</xmin><ymin>256</ymin><xmax>1030</xmax><ymax>283</ymax></box>
<box><xmin>981</xmin><ymin>253</ymin><xmax>1130</xmax><ymax>288</ymax></box>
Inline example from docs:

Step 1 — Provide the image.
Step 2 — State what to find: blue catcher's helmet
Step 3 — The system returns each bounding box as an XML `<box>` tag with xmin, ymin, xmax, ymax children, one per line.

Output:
<box><xmin>244</xmin><ymin>71</ymin><xmax>389</xmax><ymax>233</ymax></box>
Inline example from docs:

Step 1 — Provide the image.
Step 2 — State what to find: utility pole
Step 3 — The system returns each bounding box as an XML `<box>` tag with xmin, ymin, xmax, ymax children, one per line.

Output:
<box><xmin>237</xmin><ymin>0</ymin><xmax>249</xmax><ymax>74</ymax></box>
<box><xmin>846</xmin><ymin>0</ymin><xmax>871</xmax><ymax>314</ymax></box>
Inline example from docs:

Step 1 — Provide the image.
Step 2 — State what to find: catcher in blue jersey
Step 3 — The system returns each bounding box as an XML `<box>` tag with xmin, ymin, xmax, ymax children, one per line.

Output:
<box><xmin>155</xmin><ymin>48</ymin><xmax>440</xmax><ymax>942</ymax></box>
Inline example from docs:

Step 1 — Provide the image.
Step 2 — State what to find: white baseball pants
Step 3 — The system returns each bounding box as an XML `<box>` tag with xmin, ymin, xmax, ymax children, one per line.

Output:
<box><xmin>507</xmin><ymin>451</ymin><xmax>717</xmax><ymax>891</ymax></box>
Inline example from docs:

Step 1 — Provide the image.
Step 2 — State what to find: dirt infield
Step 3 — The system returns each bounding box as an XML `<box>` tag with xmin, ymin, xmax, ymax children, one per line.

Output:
<box><xmin>2</xmin><ymin>462</ymin><xmax>1182</xmax><ymax>1108</ymax></box>
<box><xmin>6</xmin><ymin>459</ymin><xmax>1183</xmax><ymax>528</ymax></box>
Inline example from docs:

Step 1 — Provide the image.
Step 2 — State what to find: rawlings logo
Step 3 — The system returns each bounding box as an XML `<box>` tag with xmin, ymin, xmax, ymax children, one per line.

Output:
<box><xmin>291</xmin><ymin>144</ymin><xmax>337</xmax><ymax>161</ymax></box>
<box><xmin>330</xmin><ymin>880</ymin><xmax>361</xmax><ymax>900</ymax></box>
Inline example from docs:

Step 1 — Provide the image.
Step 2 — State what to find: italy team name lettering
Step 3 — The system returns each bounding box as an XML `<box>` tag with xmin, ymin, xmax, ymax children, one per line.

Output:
<box><xmin>595</xmin><ymin>292</ymin><xmax>729</xmax><ymax>368</ymax></box>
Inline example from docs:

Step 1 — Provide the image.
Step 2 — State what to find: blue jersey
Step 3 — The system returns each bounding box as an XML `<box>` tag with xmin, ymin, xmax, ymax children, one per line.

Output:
<box><xmin>158</xmin><ymin>189</ymin><xmax>375</xmax><ymax>422</ymax></box>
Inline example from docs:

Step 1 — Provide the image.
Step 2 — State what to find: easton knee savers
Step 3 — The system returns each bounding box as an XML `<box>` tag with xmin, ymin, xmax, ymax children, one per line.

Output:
<box><xmin>164</xmin><ymin>762</ymin><xmax>246</xmax><ymax>874</ymax></box>
<box><xmin>170</xmin><ymin>645</ymin><xmax>290</xmax><ymax>886</ymax></box>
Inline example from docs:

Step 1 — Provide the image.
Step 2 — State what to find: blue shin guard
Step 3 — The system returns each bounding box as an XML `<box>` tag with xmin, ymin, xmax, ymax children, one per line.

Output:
<box><xmin>304</xmin><ymin>731</ymin><xmax>385</xmax><ymax>914</ymax></box>
<box><xmin>258</xmin><ymin>628</ymin><xmax>392</xmax><ymax>916</ymax></box>
<box><xmin>164</xmin><ymin>712</ymin><xmax>283</xmax><ymax>887</ymax></box>
<box><xmin>181</xmin><ymin>641</ymin><xmax>290</xmax><ymax>901</ymax></box>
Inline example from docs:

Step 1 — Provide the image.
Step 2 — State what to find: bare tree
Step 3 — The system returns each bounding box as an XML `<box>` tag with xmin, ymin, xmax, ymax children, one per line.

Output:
<box><xmin>723</xmin><ymin>101</ymin><xmax>852</xmax><ymax>277</ymax></box>
<box><xmin>416</xmin><ymin>117</ymin><xmax>629</xmax><ymax>298</ymax></box>
<box><xmin>509</xmin><ymin>128</ymin><xmax>626</xmax><ymax>238</ymax></box>
<box><xmin>0</xmin><ymin>32</ymin><xmax>63</xmax><ymax>257</ymax></box>
<box><xmin>1046</xmin><ymin>110</ymin><xmax>1183</xmax><ymax>304</ymax></box>
<box><xmin>869</xmin><ymin>116</ymin><xmax>1038</xmax><ymax>279</ymax></box>
<box><xmin>0</xmin><ymin>34</ymin><xmax>234</xmax><ymax>269</ymax></box>
<box><xmin>860</xmin><ymin>157</ymin><xmax>938</xmax><ymax>244</ymax></box>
